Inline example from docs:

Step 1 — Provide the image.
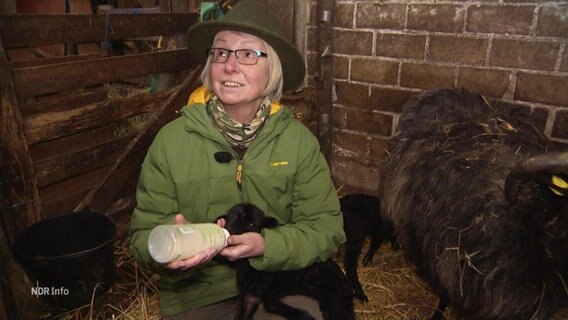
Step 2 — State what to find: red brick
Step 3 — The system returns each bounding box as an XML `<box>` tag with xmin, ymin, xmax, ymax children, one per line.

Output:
<box><xmin>335</xmin><ymin>82</ymin><xmax>369</xmax><ymax>109</ymax></box>
<box><xmin>515</xmin><ymin>73</ymin><xmax>568</xmax><ymax>106</ymax></box>
<box><xmin>401</xmin><ymin>63</ymin><xmax>456</xmax><ymax>90</ymax></box>
<box><xmin>552</xmin><ymin>109</ymin><xmax>568</xmax><ymax>140</ymax></box>
<box><xmin>529</xmin><ymin>107</ymin><xmax>549</xmax><ymax>134</ymax></box>
<box><xmin>458</xmin><ymin>67</ymin><xmax>510</xmax><ymax>98</ymax></box>
<box><xmin>370</xmin><ymin>87</ymin><xmax>417</xmax><ymax>113</ymax></box>
<box><xmin>561</xmin><ymin>46</ymin><xmax>568</xmax><ymax>73</ymax></box>
<box><xmin>333</xmin><ymin>30</ymin><xmax>373</xmax><ymax>55</ymax></box>
<box><xmin>376</xmin><ymin>33</ymin><xmax>426</xmax><ymax>59</ymax></box>
<box><xmin>333</xmin><ymin>131</ymin><xmax>367</xmax><ymax>159</ymax></box>
<box><xmin>491</xmin><ymin>39</ymin><xmax>560</xmax><ymax>71</ymax></box>
<box><xmin>536</xmin><ymin>4</ymin><xmax>568</xmax><ymax>37</ymax></box>
<box><xmin>331</xmin><ymin>157</ymin><xmax>380</xmax><ymax>192</ymax></box>
<box><xmin>334</xmin><ymin>3</ymin><xmax>354</xmax><ymax>28</ymax></box>
<box><xmin>408</xmin><ymin>4</ymin><xmax>465</xmax><ymax>32</ymax></box>
<box><xmin>369</xmin><ymin>137</ymin><xmax>390</xmax><ymax>160</ymax></box>
<box><xmin>334</xmin><ymin>107</ymin><xmax>393</xmax><ymax>136</ymax></box>
<box><xmin>467</xmin><ymin>5</ymin><xmax>534</xmax><ymax>35</ymax></box>
<box><xmin>429</xmin><ymin>36</ymin><xmax>488</xmax><ymax>65</ymax></box>
<box><xmin>346</xmin><ymin>111</ymin><xmax>393</xmax><ymax>137</ymax></box>
<box><xmin>333</xmin><ymin>56</ymin><xmax>349</xmax><ymax>79</ymax></box>
<box><xmin>351</xmin><ymin>58</ymin><xmax>398</xmax><ymax>85</ymax></box>
<box><xmin>356</xmin><ymin>3</ymin><xmax>406</xmax><ymax>30</ymax></box>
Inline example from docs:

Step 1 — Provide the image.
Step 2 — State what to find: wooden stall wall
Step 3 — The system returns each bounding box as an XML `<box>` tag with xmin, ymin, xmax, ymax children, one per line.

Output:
<box><xmin>0</xmin><ymin>9</ymin><xmax>198</xmax><ymax>242</ymax></box>
<box><xmin>311</xmin><ymin>0</ymin><xmax>568</xmax><ymax>195</ymax></box>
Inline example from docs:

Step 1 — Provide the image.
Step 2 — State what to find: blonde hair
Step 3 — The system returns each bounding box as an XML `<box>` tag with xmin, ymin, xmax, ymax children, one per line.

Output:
<box><xmin>200</xmin><ymin>34</ymin><xmax>284</xmax><ymax>102</ymax></box>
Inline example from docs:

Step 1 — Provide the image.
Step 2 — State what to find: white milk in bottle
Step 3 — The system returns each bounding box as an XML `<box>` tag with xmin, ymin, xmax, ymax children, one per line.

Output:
<box><xmin>148</xmin><ymin>223</ymin><xmax>230</xmax><ymax>263</ymax></box>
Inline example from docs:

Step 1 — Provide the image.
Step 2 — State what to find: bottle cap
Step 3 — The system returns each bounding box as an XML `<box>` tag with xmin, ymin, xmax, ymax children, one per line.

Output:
<box><xmin>221</xmin><ymin>228</ymin><xmax>230</xmax><ymax>247</ymax></box>
<box><xmin>148</xmin><ymin>225</ymin><xmax>177</xmax><ymax>263</ymax></box>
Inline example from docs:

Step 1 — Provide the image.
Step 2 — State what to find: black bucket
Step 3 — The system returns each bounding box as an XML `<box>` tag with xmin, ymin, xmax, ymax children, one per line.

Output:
<box><xmin>12</xmin><ymin>210</ymin><xmax>117</xmax><ymax>309</ymax></box>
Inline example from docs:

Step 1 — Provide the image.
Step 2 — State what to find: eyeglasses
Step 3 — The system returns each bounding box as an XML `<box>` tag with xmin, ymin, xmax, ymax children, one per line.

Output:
<box><xmin>207</xmin><ymin>48</ymin><xmax>268</xmax><ymax>65</ymax></box>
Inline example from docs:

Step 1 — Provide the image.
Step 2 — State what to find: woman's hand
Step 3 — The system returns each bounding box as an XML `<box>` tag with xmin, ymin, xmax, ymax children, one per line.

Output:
<box><xmin>161</xmin><ymin>214</ymin><xmax>223</xmax><ymax>270</ymax></box>
<box><xmin>219</xmin><ymin>232</ymin><xmax>265</xmax><ymax>261</ymax></box>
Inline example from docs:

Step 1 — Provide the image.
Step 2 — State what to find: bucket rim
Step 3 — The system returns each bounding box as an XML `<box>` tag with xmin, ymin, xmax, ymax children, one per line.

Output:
<box><xmin>12</xmin><ymin>210</ymin><xmax>117</xmax><ymax>262</ymax></box>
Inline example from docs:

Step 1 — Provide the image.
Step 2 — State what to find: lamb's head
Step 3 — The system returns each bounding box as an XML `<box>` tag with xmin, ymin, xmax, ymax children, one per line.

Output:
<box><xmin>221</xmin><ymin>204</ymin><xmax>279</xmax><ymax>235</ymax></box>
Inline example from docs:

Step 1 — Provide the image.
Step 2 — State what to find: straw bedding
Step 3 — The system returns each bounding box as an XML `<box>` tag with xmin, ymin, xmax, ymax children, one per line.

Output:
<box><xmin>39</xmin><ymin>234</ymin><xmax>567</xmax><ymax>319</ymax></box>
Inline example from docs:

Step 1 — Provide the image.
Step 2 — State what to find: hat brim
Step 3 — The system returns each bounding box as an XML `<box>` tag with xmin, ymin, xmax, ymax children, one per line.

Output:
<box><xmin>186</xmin><ymin>20</ymin><xmax>305</xmax><ymax>92</ymax></box>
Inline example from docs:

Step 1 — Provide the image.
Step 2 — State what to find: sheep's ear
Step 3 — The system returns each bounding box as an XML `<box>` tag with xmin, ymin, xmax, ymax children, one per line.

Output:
<box><xmin>262</xmin><ymin>217</ymin><xmax>279</xmax><ymax>229</ymax></box>
<box><xmin>213</xmin><ymin>215</ymin><xmax>228</xmax><ymax>223</ymax></box>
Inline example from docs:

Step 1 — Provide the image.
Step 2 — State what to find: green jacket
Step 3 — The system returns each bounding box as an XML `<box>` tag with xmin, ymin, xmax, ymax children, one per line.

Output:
<box><xmin>130</xmin><ymin>101</ymin><xmax>345</xmax><ymax>316</ymax></box>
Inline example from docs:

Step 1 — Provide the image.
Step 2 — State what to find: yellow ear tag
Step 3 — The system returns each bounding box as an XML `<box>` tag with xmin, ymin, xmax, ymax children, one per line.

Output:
<box><xmin>549</xmin><ymin>175</ymin><xmax>567</xmax><ymax>196</ymax></box>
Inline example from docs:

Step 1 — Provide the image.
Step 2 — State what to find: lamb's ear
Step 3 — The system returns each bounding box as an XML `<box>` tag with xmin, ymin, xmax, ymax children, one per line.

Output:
<box><xmin>213</xmin><ymin>215</ymin><xmax>228</xmax><ymax>223</ymax></box>
<box><xmin>262</xmin><ymin>217</ymin><xmax>279</xmax><ymax>229</ymax></box>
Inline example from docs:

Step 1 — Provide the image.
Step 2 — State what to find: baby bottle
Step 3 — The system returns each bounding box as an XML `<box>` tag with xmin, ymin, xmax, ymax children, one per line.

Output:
<box><xmin>148</xmin><ymin>223</ymin><xmax>230</xmax><ymax>263</ymax></box>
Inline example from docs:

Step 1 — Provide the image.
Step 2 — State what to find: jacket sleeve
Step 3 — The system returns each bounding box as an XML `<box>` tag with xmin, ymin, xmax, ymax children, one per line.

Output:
<box><xmin>129</xmin><ymin>128</ymin><xmax>195</xmax><ymax>280</ymax></box>
<box><xmin>249</xmin><ymin>125</ymin><xmax>346</xmax><ymax>271</ymax></box>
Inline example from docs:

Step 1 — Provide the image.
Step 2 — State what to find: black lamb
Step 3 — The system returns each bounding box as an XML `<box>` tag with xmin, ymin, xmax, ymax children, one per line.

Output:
<box><xmin>217</xmin><ymin>203</ymin><xmax>355</xmax><ymax>320</ymax></box>
<box><xmin>379</xmin><ymin>88</ymin><xmax>568</xmax><ymax>319</ymax></box>
<box><xmin>339</xmin><ymin>194</ymin><xmax>397</xmax><ymax>302</ymax></box>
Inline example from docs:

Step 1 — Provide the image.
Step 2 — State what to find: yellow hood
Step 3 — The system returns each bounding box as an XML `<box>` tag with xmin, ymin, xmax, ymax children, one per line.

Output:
<box><xmin>187</xmin><ymin>86</ymin><xmax>282</xmax><ymax>115</ymax></box>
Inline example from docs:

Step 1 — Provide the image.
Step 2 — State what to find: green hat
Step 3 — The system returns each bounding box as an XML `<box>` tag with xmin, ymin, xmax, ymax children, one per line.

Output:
<box><xmin>186</xmin><ymin>0</ymin><xmax>305</xmax><ymax>92</ymax></box>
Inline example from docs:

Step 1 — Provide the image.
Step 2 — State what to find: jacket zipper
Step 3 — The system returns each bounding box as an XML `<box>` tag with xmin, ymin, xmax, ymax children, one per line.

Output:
<box><xmin>235</xmin><ymin>162</ymin><xmax>243</xmax><ymax>190</ymax></box>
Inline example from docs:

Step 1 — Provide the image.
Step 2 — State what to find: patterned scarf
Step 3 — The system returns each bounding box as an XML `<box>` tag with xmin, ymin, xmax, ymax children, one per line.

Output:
<box><xmin>206</xmin><ymin>95</ymin><xmax>272</xmax><ymax>149</ymax></box>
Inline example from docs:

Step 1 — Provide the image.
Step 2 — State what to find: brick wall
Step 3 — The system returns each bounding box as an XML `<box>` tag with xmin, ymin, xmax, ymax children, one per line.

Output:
<box><xmin>306</xmin><ymin>0</ymin><xmax>568</xmax><ymax>194</ymax></box>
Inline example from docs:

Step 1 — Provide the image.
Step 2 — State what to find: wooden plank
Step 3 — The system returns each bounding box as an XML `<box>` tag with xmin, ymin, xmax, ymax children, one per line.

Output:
<box><xmin>0</xmin><ymin>13</ymin><xmax>198</xmax><ymax>48</ymax></box>
<box><xmin>29</xmin><ymin>125</ymin><xmax>118</xmax><ymax>161</ymax></box>
<box><xmin>24</xmin><ymin>87</ymin><xmax>173</xmax><ymax>145</ymax></box>
<box><xmin>34</xmin><ymin>134</ymin><xmax>134</xmax><ymax>187</ymax></box>
<box><xmin>76</xmin><ymin>67</ymin><xmax>203</xmax><ymax>213</ymax></box>
<box><xmin>40</xmin><ymin>165</ymin><xmax>112</xmax><ymax>217</ymax></box>
<box><xmin>20</xmin><ymin>86</ymin><xmax>107</xmax><ymax>116</ymax></box>
<box><xmin>0</xmin><ymin>38</ymin><xmax>44</xmax><ymax>243</ymax></box>
<box><xmin>8</xmin><ymin>52</ymin><xmax>99</xmax><ymax>68</ymax></box>
<box><xmin>12</xmin><ymin>48</ymin><xmax>190</xmax><ymax>98</ymax></box>
<box><xmin>68</xmin><ymin>0</ymin><xmax>99</xmax><ymax>55</ymax></box>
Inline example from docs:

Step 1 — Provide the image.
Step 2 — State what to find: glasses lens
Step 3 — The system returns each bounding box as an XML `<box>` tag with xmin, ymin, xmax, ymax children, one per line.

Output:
<box><xmin>237</xmin><ymin>49</ymin><xmax>258</xmax><ymax>65</ymax></box>
<box><xmin>210</xmin><ymin>48</ymin><xmax>228</xmax><ymax>63</ymax></box>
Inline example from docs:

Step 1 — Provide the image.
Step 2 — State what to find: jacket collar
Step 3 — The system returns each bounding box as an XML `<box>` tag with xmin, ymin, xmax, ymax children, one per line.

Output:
<box><xmin>187</xmin><ymin>86</ymin><xmax>282</xmax><ymax>115</ymax></box>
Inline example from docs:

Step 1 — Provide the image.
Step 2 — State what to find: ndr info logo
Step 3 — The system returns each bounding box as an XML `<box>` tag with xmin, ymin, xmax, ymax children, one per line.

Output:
<box><xmin>31</xmin><ymin>281</ymin><xmax>69</xmax><ymax>296</ymax></box>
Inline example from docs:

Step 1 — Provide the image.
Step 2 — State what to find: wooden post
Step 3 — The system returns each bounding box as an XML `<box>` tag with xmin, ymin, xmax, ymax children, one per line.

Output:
<box><xmin>0</xmin><ymin>38</ymin><xmax>44</xmax><ymax>243</ymax></box>
<box><xmin>316</xmin><ymin>0</ymin><xmax>334</xmax><ymax>161</ymax></box>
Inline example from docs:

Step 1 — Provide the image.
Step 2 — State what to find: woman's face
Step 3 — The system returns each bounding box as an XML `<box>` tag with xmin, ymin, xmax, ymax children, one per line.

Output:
<box><xmin>210</xmin><ymin>31</ymin><xmax>269</xmax><ymax>112</ymax></box>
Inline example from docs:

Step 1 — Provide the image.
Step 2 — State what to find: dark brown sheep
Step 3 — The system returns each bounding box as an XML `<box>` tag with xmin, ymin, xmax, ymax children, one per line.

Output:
<box><xmin>379</xmin><ymin>88</ymin><xmax>568</xmax><ymax>319</ymax></box>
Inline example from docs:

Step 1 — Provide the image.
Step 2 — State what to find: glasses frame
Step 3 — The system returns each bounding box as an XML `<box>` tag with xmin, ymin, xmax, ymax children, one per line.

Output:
<box><xmin>207</xmin><ymin>47</ymin><xmax>268</xmax><ymax>65</ymax></box>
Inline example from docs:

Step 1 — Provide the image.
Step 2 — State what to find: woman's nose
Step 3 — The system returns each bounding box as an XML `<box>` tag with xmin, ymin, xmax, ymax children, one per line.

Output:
<box><xmin>223</xmin><ymin>54</ymin><xmax>240</xmax><ymax>72</ymax></box>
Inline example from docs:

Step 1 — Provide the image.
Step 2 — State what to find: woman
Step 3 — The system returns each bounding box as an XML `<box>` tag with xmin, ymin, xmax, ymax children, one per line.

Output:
<box><xmin>129</xmin><ymin>1</ymin><xmax>345</xmax><ymax>319</ymax></box>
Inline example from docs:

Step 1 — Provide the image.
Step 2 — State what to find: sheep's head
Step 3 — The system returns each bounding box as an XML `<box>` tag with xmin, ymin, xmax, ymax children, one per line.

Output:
<box><xmin>218</xmin><ymin>204</ymin><xmax>279</xmax><ymax>235</ymax></box>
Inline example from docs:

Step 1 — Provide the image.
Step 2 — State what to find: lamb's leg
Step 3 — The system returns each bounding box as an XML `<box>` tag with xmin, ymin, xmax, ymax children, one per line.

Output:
<box><xmin>344</xmin><ymin>237</ymin><xmax>368</xmax><ymax>302</ymax></box>
<box><xmin>238</xmin><ymin>292</ymin><xmax>262</xmax><ymax>320</ymax></box>
<box><xmin>362</xmin><ymin>232</ymin><xmax>381</xmax><ymax>266</ymax></box>
<box><xmin>430</xmin><ymin>296</ymin><xmax>449</xmax><ymax>320</ymax></box>
<box><xmin>262</xmin><ymin>297</ymin><xmax>316</xmax><ymax>320</ymax></box>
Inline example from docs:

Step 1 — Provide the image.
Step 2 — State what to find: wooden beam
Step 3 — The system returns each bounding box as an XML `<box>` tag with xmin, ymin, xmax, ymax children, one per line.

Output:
<box><xmin>0</xmin><ymin>38</ymin><xmax>44</xmax><ymax>243</ymax></box>
<box><xmin>8</xmin><ymin>52</ymin><xmax>99</xmax><ymax>69</ymax></box>
<box><xmin>24</xmin><ymin>87</ymin><xmax>173</xmax><ymax>145</ymax></box>
<box><xmin>34</xmin><ymin>134</ymin><xmax>134</xmax><ymax>187</ymax></box>
<box><xmin>12</xmin><ymin>48</ymin><xmax>190</xmax><ymax>98</ymax></box>
<box><xmin>76</xmin><ymin>66</ymin><xmax>203</xmax><ymax>213</ymax></box>
<box><xmin>20</xmin><ymin>86</ymin><xmax>107</xmax><ymax>117</ymax></box>
<box><xmin>40</xmin><ymin>165</ymin><xmax>112</xmax><ymax>217</ymax></box>
<box><xmin>0</xmin><ymin>13</ymin><xmax>198</xmax><ymax>48</ymax></box>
